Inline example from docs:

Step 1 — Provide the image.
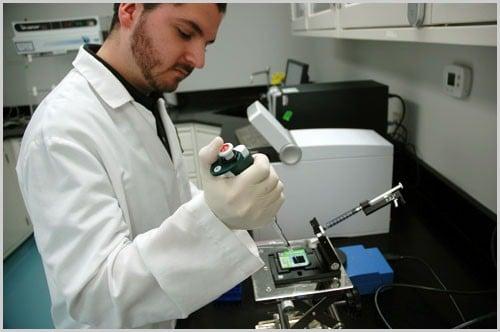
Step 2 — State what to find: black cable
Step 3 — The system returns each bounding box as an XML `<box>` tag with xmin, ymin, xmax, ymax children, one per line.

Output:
<box><xmin>398</xmin><ymin>125</ymin><xmax>407</xmax><ymax>142</ymax></box>
<box><xmin>388</xmin><ymin>94</ymin><xmax>406</xmax><ymax>135</ymax></box>
<box><xmin>373</xmin><ymin>285</ymin><xmax>394</xmax><ymax>329</ymax></box>
<box><xmin>388</xmin><ymin>122</ymin><xmax>406</xmax><ymax>144</ymax></box>
<box><xmin>388</xmin><ymin>121</ymin><xmax>409</xmax><ymax>144</ymax></box>
<box><xmin>385</xmin><ymin>255</ymin><xmax>466</xmax><ymax>323</ymax></box>
<box><xmin>374</xmin><ymin>283</ymin><xmax>496</xmax><ymax>329</ymax></box>
<box><xmin>388</xmin><ymin>94</ymin><xmax>406</xmax><ymax>140</ymax></box>
<box><xmin>452</xmin><ymin>312</ymin><xmax>496</xmax><ymax>329</ymax></box>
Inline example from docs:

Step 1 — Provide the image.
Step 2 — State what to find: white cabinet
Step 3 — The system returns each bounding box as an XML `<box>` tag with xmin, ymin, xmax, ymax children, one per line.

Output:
<box><xmin>4</xmin><ymin>138</ymin><xmax>33</xmax><ymax>258</ymax></box>
<box><xmin>175</xmin><ymin>123</ymin><xmax>221</xmax><ymax>190</ymax></box>
<box><xmin>291</xmin><ymin>3</ymin><xmax>308</xmax><ymax>31</ymax></box>
<box><xmin>307</xmin><ymin>3</ymin><xmax>336</xmax><ymax>30</ymax></box>
<box><xmin>430</xmin><ymin>3</ymin><xmax>497</xmax><ymax>25</ymax></box>
<box><xmin>340</xmin><ymin>3</ymin><xmax>431</xmax><ymax>29</ymax></box>
<box><xmin>292</xmin><ymin>3</ymin><xmax>497</xmax><ymax>46</ymax></box>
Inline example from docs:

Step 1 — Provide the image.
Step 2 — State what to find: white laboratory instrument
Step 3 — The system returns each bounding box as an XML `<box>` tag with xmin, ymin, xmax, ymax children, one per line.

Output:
<box><xmin>12</xmin><ymin>16</ymin><xmax>102</xmax><ymax>56</ymax></box>
<box><xmin>246</xmin><ymin>101</ymin><xmax>394</xmax><ymax>241</ymax></box>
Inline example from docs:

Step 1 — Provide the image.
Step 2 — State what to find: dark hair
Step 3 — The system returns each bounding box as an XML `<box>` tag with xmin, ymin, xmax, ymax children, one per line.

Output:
<box><xmin>109</xmin><ymin>3</ymin><xmax>227</xmax><ymax>32</ymax></box>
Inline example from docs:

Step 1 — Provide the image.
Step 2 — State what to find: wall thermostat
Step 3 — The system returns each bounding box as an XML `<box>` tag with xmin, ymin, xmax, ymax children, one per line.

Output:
<box><xmin>443</xmin><ymin>64</ymin><xmax>472</xmax><ymax>99</ymax></box>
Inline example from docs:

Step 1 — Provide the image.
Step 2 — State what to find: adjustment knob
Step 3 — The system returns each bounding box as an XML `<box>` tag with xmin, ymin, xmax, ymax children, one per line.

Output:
<box><xmin>233</xmin><ymin>144</ymin><xmax>250</xmax><ymax>158</ymax></box>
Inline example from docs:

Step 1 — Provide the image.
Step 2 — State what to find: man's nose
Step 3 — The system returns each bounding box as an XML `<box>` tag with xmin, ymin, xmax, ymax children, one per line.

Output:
<box><xmin>185</xmin><ymin>42</ymin><xmax>206</xmax><ymax>69</ymax></box>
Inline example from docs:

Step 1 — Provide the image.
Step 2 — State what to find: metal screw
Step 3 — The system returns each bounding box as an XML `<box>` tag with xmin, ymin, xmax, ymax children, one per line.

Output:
<box><xmin>214</xmin><ymin>165</ymin><xmax>222</xmax><ymax>173</ymax></box>
<box><xmin>331</xmin><ymin>262</ymin><xmax>340</xmax><ymax>270</ymax></box>
<box><xmin>265</xmin><ymin>286</ymin><xmax>272</xmax><ymax>293</ymax></box>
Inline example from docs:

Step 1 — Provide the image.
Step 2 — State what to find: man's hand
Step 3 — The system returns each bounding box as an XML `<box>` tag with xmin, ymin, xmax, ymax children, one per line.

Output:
<box><xmin>199</xmin><ymin>136</ymin><xmax>285</xmax><ymax>230</ymax></box>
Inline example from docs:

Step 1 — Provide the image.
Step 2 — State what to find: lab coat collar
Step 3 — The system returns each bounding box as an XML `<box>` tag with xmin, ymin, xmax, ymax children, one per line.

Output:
<box><xmin>72</xmin><ymin>45</ymin><xmax>133</xmax><ymax>109</ymax></box>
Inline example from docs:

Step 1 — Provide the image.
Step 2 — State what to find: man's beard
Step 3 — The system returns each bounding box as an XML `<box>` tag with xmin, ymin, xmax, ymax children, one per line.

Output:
<box><xmin>131</xmin><ymin>15</ymin><xmax>176</xmax><ymax>92</ymax></box>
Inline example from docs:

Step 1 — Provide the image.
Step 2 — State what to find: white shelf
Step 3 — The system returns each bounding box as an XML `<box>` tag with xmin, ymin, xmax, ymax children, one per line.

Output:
<box><xmin>293</xmin><ymin>24</ymin><xmax>497</xmax><ymax>47</ymax></box>
<box><xmin>291</xmin><ymin>3</ymin><xmax>497</xmax><ymax>47</ymax></box>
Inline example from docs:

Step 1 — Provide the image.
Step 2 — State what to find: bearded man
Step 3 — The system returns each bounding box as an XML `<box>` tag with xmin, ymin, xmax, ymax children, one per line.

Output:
<box><xmin>16</xmin><ymin>3</ymin><xmax>284</xmax><ymax>328</ymax></box>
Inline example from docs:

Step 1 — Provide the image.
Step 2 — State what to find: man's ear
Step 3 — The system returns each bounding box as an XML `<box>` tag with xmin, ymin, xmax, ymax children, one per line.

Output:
<box><xmin>117</xmin><ymin>3</ymin><xmax>141</xmax><ymax>30</ymax></box>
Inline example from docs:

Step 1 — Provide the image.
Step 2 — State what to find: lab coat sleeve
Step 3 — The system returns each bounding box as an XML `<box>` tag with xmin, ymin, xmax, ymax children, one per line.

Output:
<box><xmin>17</xmin><ymin>136</ymin><xmax>264</xmax><ymax>328</ymax></box>
<box><xmin>189</xmin><ymin>180</ymin><xmax>202</xmax><ymax>197</ymax></box>
<box><xmin>188</xmin><ymin>180</ymin><xmax>260</xmax><ymax>259</ymax></box>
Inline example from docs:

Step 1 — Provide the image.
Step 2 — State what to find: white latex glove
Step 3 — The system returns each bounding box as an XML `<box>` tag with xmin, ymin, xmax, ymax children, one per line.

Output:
<box><xmin>199</xmin><ymin>136</ymin><xmax>285</xmax><ymax>230</ymax></box>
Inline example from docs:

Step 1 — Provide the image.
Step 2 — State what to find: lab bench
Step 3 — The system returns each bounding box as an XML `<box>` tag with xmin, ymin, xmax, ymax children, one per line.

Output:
<box><xmin>169</xmin><ymin>101</ymin><xmax>496</xmax><ymax>329</ymax></box>
<box><xmin>176</xmin><ymin>206</ymin><xmax>496</xmax><ymax>329</ymax></box>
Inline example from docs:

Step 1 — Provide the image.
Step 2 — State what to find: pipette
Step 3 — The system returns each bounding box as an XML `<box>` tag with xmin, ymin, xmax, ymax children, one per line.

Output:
<box><xmin>272</xmin><ymin>217</ymin><xmax>291</xmax><ymax>248</ymax></box>
<box><xmin>211</xmin><ymin>142</ymin><xmax>291</xmax><ymax>248</ymax></box>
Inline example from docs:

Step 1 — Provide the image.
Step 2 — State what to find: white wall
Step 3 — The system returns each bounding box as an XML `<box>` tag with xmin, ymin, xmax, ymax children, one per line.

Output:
<box><xmin>305</xmin><ymin>37</ymin><xmax>497</xmax><ymax>213</ymax></box>
<box><xmin>3</xmin><ymin>3</ymin><xmax>316</xmax><ymax>106</ymax></box>
<box><xmin>185</xmin><ymin>3</ymin><xmax>318</xmax><ymax>91</ymax></box>
<box><xmin>4</xmin><ymin>4</ymin><xmax>496</xmax><ymax>213</ymax></box>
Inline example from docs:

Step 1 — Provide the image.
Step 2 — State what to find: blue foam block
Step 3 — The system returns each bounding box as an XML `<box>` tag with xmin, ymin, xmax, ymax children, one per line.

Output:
<box><xmin>339</xmin><ymin>245</ymin><xmax>393</xmax><ymax>295</ymax></box>
<box><xmin>215</xmin><ymin>283</ymin><xmax>242</xmax><ymax>302</ymax></box>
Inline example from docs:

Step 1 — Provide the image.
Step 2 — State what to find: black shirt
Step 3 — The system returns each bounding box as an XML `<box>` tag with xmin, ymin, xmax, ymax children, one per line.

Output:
<box><xmin>84</xmin><ymin>44</ymin><xmax>171</xmax><ymax>158</ymax></box>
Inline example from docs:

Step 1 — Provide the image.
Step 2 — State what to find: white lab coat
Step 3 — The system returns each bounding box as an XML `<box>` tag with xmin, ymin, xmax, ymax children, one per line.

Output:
<box><xmin>16</xmin><ymin>46</ymin><xmax>264</xmax><ymax>328</ymax></box>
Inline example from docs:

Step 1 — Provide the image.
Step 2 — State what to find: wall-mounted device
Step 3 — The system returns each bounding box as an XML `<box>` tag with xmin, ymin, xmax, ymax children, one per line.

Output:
<box><xmin>12</xmin><ymin>16</ymin><xmax>102</xmax><ymax>56</ymax></box>
<box><xmin>443</xmin><ymin>64</ymin><xmax>472</xmax><ymax>99</ymax></box>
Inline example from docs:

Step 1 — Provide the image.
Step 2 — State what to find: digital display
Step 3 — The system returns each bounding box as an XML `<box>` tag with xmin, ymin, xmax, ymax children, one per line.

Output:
<box><xmin>447</xmin><ymin>73</ymin><xmax>456</xmax><ymax>86</ymax></box>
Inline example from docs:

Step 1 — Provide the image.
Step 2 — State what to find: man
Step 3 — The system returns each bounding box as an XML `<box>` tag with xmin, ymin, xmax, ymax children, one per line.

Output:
<box><xmin>16</xmin><ymin>3</ymin><xmax>284</xmax><ymax>328</ymax></box>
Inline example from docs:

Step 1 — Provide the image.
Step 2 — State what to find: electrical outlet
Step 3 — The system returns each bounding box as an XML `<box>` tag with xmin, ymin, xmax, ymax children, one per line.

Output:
<box><xmin>390</xmin><ymin>109</ymin><xmax>401</xmax><ymax>123</ymax></box>
<box><xmin>388</xmin><ymin>98</ymin><xmax>402</xmax><ymax>122</ymax></box>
